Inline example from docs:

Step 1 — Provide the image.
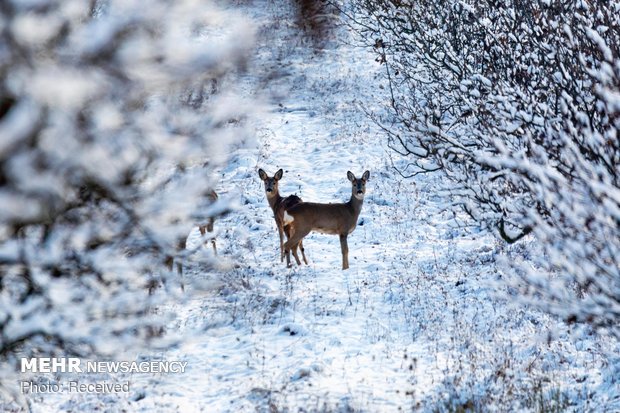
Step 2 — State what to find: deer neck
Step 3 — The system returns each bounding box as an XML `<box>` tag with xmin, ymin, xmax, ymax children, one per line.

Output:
<box><xmin>267</xmin><ymin>191</ymin><xmax>283</xmax><ymax>214</ymax></box>
<box><xmin>348</xmin><ymin>193</ymin><xmax>365</xmax><ymax>218</ymax></box>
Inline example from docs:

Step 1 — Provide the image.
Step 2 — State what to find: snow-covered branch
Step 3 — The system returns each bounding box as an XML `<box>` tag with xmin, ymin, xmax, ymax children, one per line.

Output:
<box><xmin>0</xmin><ymin>0</ymin><xmax>255</xmax><ymax>363</ymax></box>
<box><xmin>350</xmin><ymin>0</ymin><xmax>620</xmax><ymax>335</ymax></box>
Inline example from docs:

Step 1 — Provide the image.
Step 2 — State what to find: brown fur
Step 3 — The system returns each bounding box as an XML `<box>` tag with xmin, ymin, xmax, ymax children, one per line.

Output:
<box><xmin>258</xmin><ymin>169</ymin><xmax>308</xmax><ymax>265</ymax></box>
<box><xmin>283</xmin><ymin>171</ymin><xmax>369</xmax><ymax>270</ymax></box>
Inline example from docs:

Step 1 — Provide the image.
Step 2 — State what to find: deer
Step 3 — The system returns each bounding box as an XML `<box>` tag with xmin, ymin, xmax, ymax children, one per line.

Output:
<box><xmin>258</xmin><ymin>168</ymin><xmax>308</xmax><ymax>266</ymax></box>
<box><xmin>156</xmin><ymin>189</ymin><xmax>219</xmax><ymax>294</ymax></box>
<box><xmin>282</xmin><ymin>170</ymin><xmax>369</xmax><ymax>270</ymax></box>
<box><xmin>198</xmin><ymin>190</ymin><xmax>218</xmax><ymax>255</ymax></box>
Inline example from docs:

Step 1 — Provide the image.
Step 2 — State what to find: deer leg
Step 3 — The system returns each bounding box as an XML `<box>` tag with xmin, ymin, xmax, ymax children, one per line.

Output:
<box><xmin>285</xmin><ymin>223</ymin><xmax>301</xmax><ymax>265</ymax></box>
<box><xmin>278</xmin><ymin>224</ymin><xmax>285</xmax><ymax>263</ymax></box>
<box><xmin>283</xmin><ymin>229</ymin><xmax>309</xmax><ymax>268</ymax></box>
<box><xmin>154</xmin><ymin>255</ymin><xmax>175</xmax><ymax>294</ymax></box>
<box><xmin>283</xmin><ymin>232</ymin><xmax>292</xmax><ymax>268</ymax></box>
<box><xmin>176</xmin><ymin>238</ymin><xmax>187</xmax><ymax>291</ymax></box>
<box><xmin>291</xmin><ymin>243</ymin><xmax>302</xmax><ymax>266</ymax></box>
<box><xmin>284</xmin><ymin>248</ymin><xmax>292</xmax><ymax>268</ymax></box>
<box><xmin>200</xmin><ymin>221</ymin><xmax>217</xmax><ymax>255</ymax></box>
<box><xmin>299</xmin><ymin>240</ymin><xmax>308</xmax><ymax>265</ymax></box>
<box><xmin>339</xmin><ymin>234</ymin><xmax>349</xmax><ymax>270</ymax></box>
<box><xmin>176</xmin><ymin>260</ymin><xmax>185</xmax><ymax>292</ymax></box>
<box><xmin>162</xmin><ymin>255</ymin><xmax>185</xmax><ymax>292</ymax></box>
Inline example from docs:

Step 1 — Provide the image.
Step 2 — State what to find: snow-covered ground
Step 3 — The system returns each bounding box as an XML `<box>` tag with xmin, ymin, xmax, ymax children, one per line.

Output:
<box><xmin>21</xmin><ymin>1</ymin><xmax>618</xmax><ymax>412</ymax></box>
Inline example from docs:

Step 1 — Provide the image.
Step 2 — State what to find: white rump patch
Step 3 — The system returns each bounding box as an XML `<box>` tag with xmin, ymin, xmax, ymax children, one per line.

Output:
<box><xmin>283</xmin><ymin>210</ymin><xmax>294</xmax><ymax>225</ymax></box>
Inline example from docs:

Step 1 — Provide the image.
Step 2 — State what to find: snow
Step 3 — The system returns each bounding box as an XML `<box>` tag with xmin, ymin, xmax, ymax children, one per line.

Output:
<box><xmin>7</xmin><ymin>0</ymin><xmax>618</xmax><ymax>412</ymax></box>
<box><xmin>28</xmin><ymin>67</ymin><xmax>104</xmax><ymax>109</ymax></box>
<box><xmin>11</xmin><ymin>13</ymin><xmax>64</xmax><ymax>46</ymax></box>
<box><xmin>131</xmin><ymin>2</ymin><xmax>616</xmax><ymax>411</ymax></box>
<box><xmin>586</xmin><ymin>28</ymin><xmax>613</xmax><ymax>62</ymax></box>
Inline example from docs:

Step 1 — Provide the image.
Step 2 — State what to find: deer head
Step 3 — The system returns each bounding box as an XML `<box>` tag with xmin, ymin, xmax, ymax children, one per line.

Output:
<box><xmin>258</xmin><ymin>168</ymin><xmax>283</xmax><ymax>198</ymax></box>
<box><xmin>347</xmin><ymin>170</ymin><xmax>370</xmax><ymax>200</ymax></box>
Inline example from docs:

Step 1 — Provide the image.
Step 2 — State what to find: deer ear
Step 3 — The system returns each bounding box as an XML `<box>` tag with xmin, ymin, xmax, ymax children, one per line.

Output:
<box><xmin>347</xmin><ymin>171</ymin><xmax>355</xmax><ymax>182</ymax></box>
<box><xmin>258</xmin><ymin>169</ymin><xmax>268</xmax><ymax>181</ymax></box>
<box><xmin>275</xmin><ymin>169</ymin><xmax>284</xmax><ymax>180</ymax></box>
<box><xmin>362</xmin><ymin>170</ymin><xmax>370</xmax><ymax>181</ymax></box>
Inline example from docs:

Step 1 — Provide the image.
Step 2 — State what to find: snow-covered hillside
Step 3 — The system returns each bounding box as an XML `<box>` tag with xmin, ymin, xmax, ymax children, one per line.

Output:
<box><xmin>13</xmin><ymin>1</ymin><xmax>619</xmax><ymax>412</ymax></box>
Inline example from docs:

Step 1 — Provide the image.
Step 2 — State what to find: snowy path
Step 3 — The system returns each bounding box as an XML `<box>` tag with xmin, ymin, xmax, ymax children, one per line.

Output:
<box><xmin>11</xmin><ymin>2</ymin><xmax>616</xmax><ymax>412</ymax></box>
<box><xmin>160</xmin><ymin>26</ymin><xmax>457</xmax><ymax>412</ymax></box>
<box><xmin>132</xmin><ymin>4</ymin><xmax>614</xmax><ymax>413</ymax></box>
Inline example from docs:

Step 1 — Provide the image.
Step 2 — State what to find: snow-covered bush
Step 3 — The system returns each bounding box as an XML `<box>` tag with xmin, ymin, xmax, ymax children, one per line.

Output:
<box><xmin>349</xmin><ymin>0</ymin><xmax>619</xmax><ymax>335</ymax></box>
<box><xmin>0</xmin><ymin>0</ymin><xmax>254</xmax><ymax>367</ymax></box>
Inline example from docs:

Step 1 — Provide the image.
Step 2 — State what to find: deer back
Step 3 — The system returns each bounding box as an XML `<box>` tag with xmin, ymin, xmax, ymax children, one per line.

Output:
<box><xmin>276</xmin><ymin>195</ymin><xmax>303</xmax><ymax>225</ymax></box>
<box><xmin>285</xmin><ymin>201</ymin><xmax>358</xmax><ymax>235</ymax></box>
